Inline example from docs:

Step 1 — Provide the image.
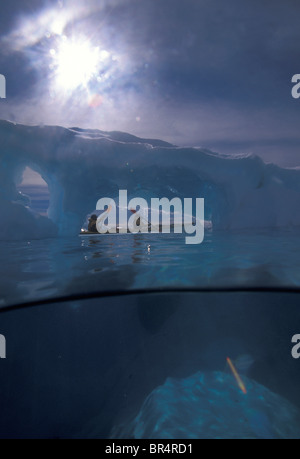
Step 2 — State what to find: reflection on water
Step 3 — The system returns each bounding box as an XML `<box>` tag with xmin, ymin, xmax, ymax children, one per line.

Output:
<box><xmin>0</xmin><ymin>228</ymin><xmax>300</xmax><ymax>307</ymax></box>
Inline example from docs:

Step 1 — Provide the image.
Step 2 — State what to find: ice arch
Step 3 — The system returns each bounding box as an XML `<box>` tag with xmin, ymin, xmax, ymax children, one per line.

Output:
<box><xmin>0</xmin><ymin>120</ymin><xmax>300</xmax><ymax>241</ymax></box>
<box><xmin>0</xmin><ymin>156</ymin><xmax>58</xmax><ymax>241</ymax></box>
<box><xmin>17</xmin><ymin>167</ymin><xmax>50</xmax><ymax>216</ymax></box>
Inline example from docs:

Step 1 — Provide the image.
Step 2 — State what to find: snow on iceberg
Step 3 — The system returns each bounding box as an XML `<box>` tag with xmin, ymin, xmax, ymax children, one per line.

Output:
<box><xmin>0</xmin><ymin>120</ymin><xmax>300</xmax><ymax>241</ymax></box>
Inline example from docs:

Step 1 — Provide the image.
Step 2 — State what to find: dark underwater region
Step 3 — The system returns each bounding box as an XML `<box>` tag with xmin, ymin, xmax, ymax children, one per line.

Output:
<box><xmin>0</xmin><ymin>291</ymin><xmax>300</xmax><ymax>439</ymax></box>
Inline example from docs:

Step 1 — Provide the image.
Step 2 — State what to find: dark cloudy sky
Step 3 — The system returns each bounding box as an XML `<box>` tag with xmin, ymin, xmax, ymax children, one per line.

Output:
<box><xmin>0</xmin><ymin>0</ymin><xmax>300</xmax><ymax>166</ymax></box>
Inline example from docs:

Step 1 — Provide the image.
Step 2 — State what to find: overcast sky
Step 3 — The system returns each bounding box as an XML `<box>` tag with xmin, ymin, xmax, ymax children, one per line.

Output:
<box><xmin>0</xmin><ymin>0</ymin><xmax>300</xmax><ymax>166</ymax></box>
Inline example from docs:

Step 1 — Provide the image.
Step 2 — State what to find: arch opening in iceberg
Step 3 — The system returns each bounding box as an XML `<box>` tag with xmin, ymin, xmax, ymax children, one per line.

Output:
<box><xmin>0</xmin><ymin>153</ymin><xmax>58</xmax><ymax>241</ymax></box>
<box><xmin>16</xmin><ymin>167</ymin><xmax>50</xmax><ymax>217</ymax></box>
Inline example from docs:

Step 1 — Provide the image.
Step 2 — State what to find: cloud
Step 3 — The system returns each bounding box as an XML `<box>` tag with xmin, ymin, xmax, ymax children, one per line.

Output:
<box><xmin>0</xmin><ymin>0</ymin><xmax>300</xmax><ymax>166</ymax></box>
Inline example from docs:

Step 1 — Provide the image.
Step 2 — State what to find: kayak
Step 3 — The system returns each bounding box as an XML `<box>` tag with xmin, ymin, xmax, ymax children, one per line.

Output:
<box><xmin>80</xmin><ymin>224</ymin><xmax>182</xmax><ymax>236</ymax></box>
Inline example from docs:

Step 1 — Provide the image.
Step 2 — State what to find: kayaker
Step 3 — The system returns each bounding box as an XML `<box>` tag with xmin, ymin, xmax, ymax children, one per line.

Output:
<box><xmin>88</xmin><ymin>214</ymin><xmax>98</xmax><ymax>233</ymax></box>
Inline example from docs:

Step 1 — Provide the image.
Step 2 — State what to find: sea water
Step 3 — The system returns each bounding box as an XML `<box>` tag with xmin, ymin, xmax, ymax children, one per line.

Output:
<box><xmin>0</xmin><ymin>290</ymin><xmax>300</xmax><ymax>438</ymax></box>
<box><xmin>0</xmin><ymin>229</ymin><xmax>300</xmax><ymax>438</ymax></box>
<box><xmin>0</xmin><ymin>228</ymin><xmax>300</xmax><ymax>308</ymax></box>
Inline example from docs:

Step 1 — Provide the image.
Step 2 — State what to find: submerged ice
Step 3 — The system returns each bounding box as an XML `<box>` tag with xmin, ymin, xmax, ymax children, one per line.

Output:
<box><xmin>1</xmin><ymin>120</ymin><xmax>300</xmax><ymax>241</ymax></box>
<box><xmin>112</xmin><ymin>371</ymin><xmax>300</xmax><ymax>439</ymax></box>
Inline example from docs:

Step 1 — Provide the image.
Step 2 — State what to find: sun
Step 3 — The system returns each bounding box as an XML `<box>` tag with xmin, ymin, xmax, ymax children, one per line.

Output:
<box><xmin>51</xmin><ymin>38</ymin><xmax>102</xmax><ymax>90</ymax></box>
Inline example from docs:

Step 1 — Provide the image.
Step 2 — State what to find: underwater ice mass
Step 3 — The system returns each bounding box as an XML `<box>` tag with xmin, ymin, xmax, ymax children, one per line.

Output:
<box><xmin>112</xmin><ymin>371</ymin><xmax>300</xmax><ymax>440</ymax></box>
<box><xmin>1</xmin><ymin>120</ymin><xmax>300</xmax><ymax>241</ymax></box>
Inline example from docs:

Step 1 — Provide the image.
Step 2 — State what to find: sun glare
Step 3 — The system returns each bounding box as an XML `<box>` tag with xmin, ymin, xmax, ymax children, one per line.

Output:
<box><xmin>52</xmin><ymin>39</ymin><xmax>103</xmax><ymax>90</ymax></box>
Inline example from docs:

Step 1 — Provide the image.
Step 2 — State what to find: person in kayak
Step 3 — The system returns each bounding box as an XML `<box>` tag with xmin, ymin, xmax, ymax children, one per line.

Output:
<box><xmin>88</xmin><ymin>214</ymin><xmax>98</xmax><ymax>233</ymax></box>
<box><xmin>130</xmin><ymin>209</ymin><xmax>141</xmax><ymax>226</ymax></box>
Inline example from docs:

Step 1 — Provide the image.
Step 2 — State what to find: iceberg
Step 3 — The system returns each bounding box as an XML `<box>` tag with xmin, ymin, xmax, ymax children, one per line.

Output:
<box><xmin>1</xmin><ymin>120</ymin><xmax>300</xmax><ymax>241</ymax></box>
<box><xmin>112</xmin><ymin>371</ymin><xmax>300</xmax><ymax>439</ymax></box>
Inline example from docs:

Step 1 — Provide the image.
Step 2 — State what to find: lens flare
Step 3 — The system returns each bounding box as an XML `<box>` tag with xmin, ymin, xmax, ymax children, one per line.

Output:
<box><xmin>227</xmin><ymin>357</ymin><xmax>247</xmax><ymax>395</ymax></box>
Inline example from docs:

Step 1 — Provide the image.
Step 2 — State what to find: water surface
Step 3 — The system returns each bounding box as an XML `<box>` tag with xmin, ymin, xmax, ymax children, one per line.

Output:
<box><xmin>0</xmin><ymin>228</ymin><xmax>300</xmax><ymax>308</ymax></box>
